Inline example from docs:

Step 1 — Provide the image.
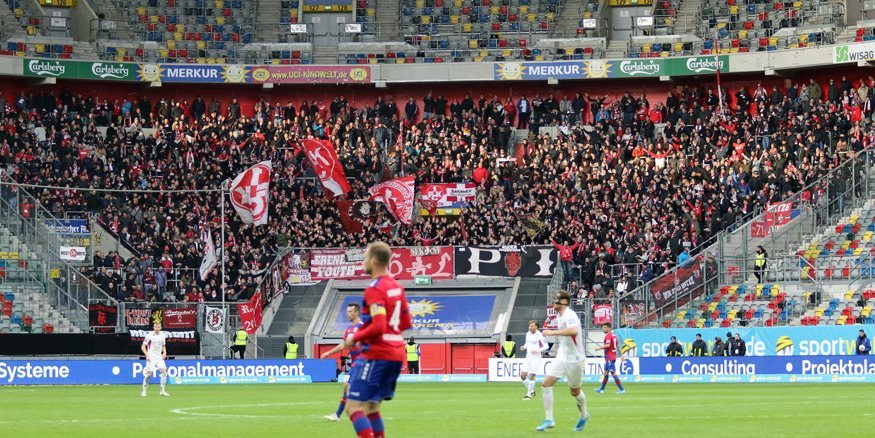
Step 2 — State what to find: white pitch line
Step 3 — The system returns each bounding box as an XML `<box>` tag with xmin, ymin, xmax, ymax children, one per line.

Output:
<box><xmin>170</xmin><ymin>401</ymin><xmax>324</xmax><ymax>418</ymax></box>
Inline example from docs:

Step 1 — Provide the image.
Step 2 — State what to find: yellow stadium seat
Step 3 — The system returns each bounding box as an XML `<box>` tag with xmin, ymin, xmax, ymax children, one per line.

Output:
<box><xmin>708</xmin><ymin>303</ymin><xmax>717</xmax><ymax>312</ymax></box>
<box><xmin>565</xmin><ymin>48</ymin><xmax>574</xmax><ymax>55</ymax></box>
<box><xmin>35</xmin><ymin>44</ymin><xmax>44</xmax><ymax>53</ymax></box>
<box><xmin>717</xmin><ymin>23</ymin><xmax>726</xmax><ymax>29</ymax></box>
<box><xmin>7</xmin><ymin>252</ymin><xmax>18</xmax><ymax>259</ymax></box>
<box><xmin>739</xmin><ymin>30</ymin><xmax>748</xmax><ymax>39</ymax></box>
<box><xmin>583</xmin><ymin>12</ymin><xmax>591</xmax><ymax>18</ymax></box>
<box><xmin>474</xmin><ymin>56</ymin><xmax>483</xmax><ymax>62</ymax></box>
<box><xmin>468</xmin><ymin>39</ymin><xmax>477</xmax><ymax>48</ymax></box>
<box><xmin>367</xmin><ymin>8</ymin><xmax>375</xmax><ymax>16</ymax></box>
<box><xmin>730</xmin><ymin>48</ymin><xmax>739</xmax><ymax>53</ymax></box>
<box><xmin>450</xmin><ymin>15</ymin><xmax>459</xmax><ymax>23</ymax></box>
<box><xmin>149</xmin><ymin>15</ymin><xmax>159</xmax><ymax>23</ymax></box>
<box><xmin>730</xmin><ymin>5</ymin><xmax>738</xmax><ymax>14</ymax></box>
<box><xmin>137</xmin><ymin>6</ymin><xmax>146</xmax><ymax>15</ymax></box>
<box><xmin>642</xmin><ymin>43</ymin><xmax>651</xmax><ymax>52</ymax></box>
<box><xmin>416</xmin><ymin>0</ymin><xmax>424</xmax><ymax>7</ymax></box>
<box><xmin>528</xmin><ymin>13</ymin><xmax>536</xmax><ymax>21</ymax></box>
<box><xmin>369</xmin><ymin>58</ymin><xmax>377</xmax><ymax>64</ymax></box>
<box><xmin>215</xmin><ymin>1</ymin><xmax>224</xmax><ymax>8</ymax></box>
<box><xmin>114</xmin><ymin>55</ymin><xmax>124</xmax><ymax>61</ymax></box>
<box><xmin>863</xmin><ymin>307</ymin><xmax>871</xmax><ymax>317</ymax></box>
<box><xmin>815</xmin><ymin>308</ymin><xmax>824</xmax><ymax>317</ymax></box>
<box><xmin>502</xmin><ymin>49</ymin><xmax>511</xmax><ymax>56</ymax></box>
<box><xmin>850</xmin><ymin>215</ymin><xmax>859</xmax><ymax>224</ymax></box>
<box><xmin>207</xmin><ymin>58</ymin><xmax>216</xmax><ymax>64</ymax></box>
<box><xmin>289</xmin><ymin>9</ymin><xmax>298</xmax><ymax>17</ymax></box>
<box><xmin>769</xmin><ymin>37</ymin><xmax>778</xmax><ymax>45</ymax></box>
<box><xmin>479</xmin><ymin>49</ymin><xmax>488</xmax><ymax>57</ymax></box>
<box><xmin>491</xmin><ymin>6</ymin><xmax>499</xmax><ymax>14</ymax></box>
<box><xmin>520</xmin><ymin>5</ymin><xmax>528</xmax><ymax>14</ymax></box>
<box><xmin>13</xmin><ymin>8</ymin><xmax>23</xmax><ymax>18</ymax></box>
<box><xmin>27</xmin><ymin>26</ymin><xmax>35</xmax><ymax>35</ymax></box>
<box><xmin>159</xmin><ymin>49</ymin><xmax>169</xmax><ymax>57</ymax></box>
<box><xmin>215</xmin><ymin>17</ymin><xmax>224</xmax><ymax>25</ymax></box>
<box><xmin>790</xmin><ymin>44</ymin><xmax>798</xmax><ymax>49</ymax></box>
<box><xmin>216</xmin><ymin>58</ymin><xmax>225</xmax><ymax>64</ymax></box>
<box><xmin>396</xmin><ymin>58</ymin><xmax>405</xmax><ymax>63</ymax></box>
<box><xmin>177</xmin><ymin>24</ymin><xmax>185</xmax><ymax>32</ymax></box>
<box><xmin>793</xmin><ymin>1</ymin><xmax>802</xmax><ymax>8</ymax></box>
<box><xmin>696</xmin><ymin>320</ymin><xmax>705</xmax><ymax>328</ymax></box>
<box><xmin>845</xmin><ymin>290</ymin><xmax>855</xmax><ymax>300</ymax></box>
<box><xmin>664</xmin><ymin>17</ymin><xmax>673</xmax><ymax>25</ymax></box>
<box><xmin>854</xmin><ymin>248</ymin><xmax>864</xmax><ymax>255</ymax></box>
<box><xmin>197</xmin><ymin>41</ymin><xmax>206</xmax><ymax>50</ymax></box>
<box><xmin>719</xmin><ymin>48</ymin><xmax>730</xmax><ymax>54</ymax></box>
<box><xmin>454</xmin><ymin>0</ymin><xmax>462</xmax><ymax>6</ymax></box>
<box><xmin>271</xmin><ymin>59</ymin><xmax>280</xmax><ymax>65</ymax></box>
<box><xmin>167</xmin><ymin>41</ymin><xmax>176</xmax><ymax>49</ymax></box>
<box><xmin>674</xmin><ymin>42</ymin><xmax>683</xmax><ymax>51</ymax></box>
<box><xmin>534</xmin><ymin>55</ymin><xmax>543</xmax><ymax>60</ymax></box>
<box><xmin>660</xmin><ymin>51</ymin><xmax>670</xmax><ymax>57</ymax></box>
<box><xmin>546</xmin><ymin>12</ymin><xmax>554</xmax><ymax>20</ymax></box>
<box><xmin>117</xmin><ymin>48</ymin><xmax>126</xmax><ymax>56</ymax></box>
<box><xmin>197</xmin><ymin>58</ymin><xmax>206</xmax><ymax>64</ymax></box>
<box><xmin>422</xmin><ymin>15</ymin><xmax>430</xmax><ymax>24</ymax></box>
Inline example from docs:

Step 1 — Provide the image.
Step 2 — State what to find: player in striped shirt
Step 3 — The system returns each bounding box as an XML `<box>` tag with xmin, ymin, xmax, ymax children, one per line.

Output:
<box><xmin>339</xmin><ymin>242</ymin><xmax>411</xmax><ymax>438</ymax></box>
<box><xmin>594</xmin><ymin>322</ymin><xmax>626</xmax><ymax>394</ymax></box>
<box><xmin>322</xmin><ymin>302</ymin><xmax>363</xmax><ymax>422</ymax></box>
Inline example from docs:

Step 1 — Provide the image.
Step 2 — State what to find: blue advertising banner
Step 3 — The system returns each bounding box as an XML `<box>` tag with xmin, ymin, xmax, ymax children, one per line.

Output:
<box><xmin>41</xmin><ymin>219</ymin><xmax>90</xmax><ymax>234</ymax></box>
<box><xmin>494</xmin><ymin>61</ymin><xmax>614</xmax><ymax>80</ymax></box>
<box><xmin>638</xmin><ymin>355</ymin><xmax>875</xmax><ymax>376</ymax></box>
<box><xmin>614</xmin><ymin>325</ymin><xmax>875</xmax><ymax>357</ymax></box>
<box><xmin>0</xmin><ymin>359</ymin><xmax>335</xmax><ymax>385</ymax></box>
<box><xmin>333</xmin><ymin>295</ymin><xmax>496</xmax><ymax>332</ymax></box>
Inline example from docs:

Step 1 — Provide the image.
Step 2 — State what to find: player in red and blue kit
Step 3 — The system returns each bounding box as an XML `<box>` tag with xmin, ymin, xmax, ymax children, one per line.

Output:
<box><xmin>321</xmin><ymin>302</ymin><xmax>364</xmax><ymax>422</ymax></box>
<box><xmin>594</xmin><ymin>322</ymin><xmax>625</xmax><ymax>394</ymax></box>
<box><xmin>339</xmin><ymin>242</ymin><xmax>411</xmax><ymax>438</ymax></box>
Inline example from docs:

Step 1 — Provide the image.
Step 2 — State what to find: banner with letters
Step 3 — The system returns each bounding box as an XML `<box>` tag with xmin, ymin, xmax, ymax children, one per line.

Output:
<box><xmin>615</xmin><ymin>324</ymin><xmax>875</xmax><ymax>357</ymax></box>
<box><xmin>280</xmin><ymin>250</ymin><xmax>317</xmax><ymax>287</ymax></box>
<box><xmin>488</xmin><ymin>357</ymin><xmax>640</xmax><ymax>381</ymax></box>
<box><xmin>89</xmin><ymin>303</ymin><xmax>117</xmax><ymax>333</ymax></box>
<box><xmin>0</xmin><ymin>359</ymin><xmax>334</xmax><ymax>385</ymax></box>
<box><xmin>333</xmin><ymin>294</ymin><xmax>496</xmax><ymax>333</ymax></box>
<box><xmin>310</xmin><ymin>246</ymin><xmax>454</xmax><ymax>281</ymax></box>
<box><xmin>494</xmin><ymin>56</ymin><xmax>729</xmax><ymax>81</ymax></box>
<box><xmin>41</xmin><ymin>219</ymin><xmax>90</xmax><ymax>234</ymax></box>
<box><xmin>250</xmin><ymin>65</ymin><xmax>370</xmax><ymax>83</ymax></box>
<box><xmin>24</xmin><ymin>59</ymin><xmax>137</xmax><ymax>80</ymax></box>
<box><xmin>419</xmin><ymin>183</ymin><xmax>476</xmax><ymax>208</ymax></box>
<box><xmin>454</xmin><ymin>245</ymin><xmax>557</xmax><ymax>277</ymax></box>
<box><xmin>126</xmin><ymin>305</ymin><xmax>199</xmax><ymax>355</ymax></box>
<box><xmin>650</xmin><ymin>256</ymin><xmax>703</xmax><ymax>308</ymax></box>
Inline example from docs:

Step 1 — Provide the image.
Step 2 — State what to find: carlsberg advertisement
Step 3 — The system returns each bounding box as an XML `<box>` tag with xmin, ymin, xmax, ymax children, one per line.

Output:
<box><xmin>24</xmin><ymin>59</ymin><xmax>136</xmax><ymax>81</ymax></box>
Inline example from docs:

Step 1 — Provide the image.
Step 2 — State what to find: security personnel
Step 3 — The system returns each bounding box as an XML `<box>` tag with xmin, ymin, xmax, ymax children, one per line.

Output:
<box><xmin>406</xmin><ymin>337</ymin><xmax>421</xmax><ymax>374</ymax></box>
<box><xmin>284</xmin><ymin>335</ymin><xmax>298</xmax><ymax>359</ymax></box>
<box><xmin>754</xmin><ymin>245</ymin><xmax>768</xmax><ymax>283</ymax></box>
<box><xmin>502</xmin><ymin>334</ymin><xmax>517</xmax><ymax>358</ymax></box>
<box><xmin>231</xmin><ymin>325</ymin><xmax>247</xmax><ymax>359</ymax></box>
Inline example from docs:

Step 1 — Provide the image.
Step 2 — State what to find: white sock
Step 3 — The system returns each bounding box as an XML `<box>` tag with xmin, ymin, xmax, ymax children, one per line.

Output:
<box><xmin>522</xmin><ymin>378</ymin><xmax>529</xmax><ymax>393</ymax></box>
<box><xmin>529</xmin><ymin>380</ymin><xmax>535</xmax><ymax>394</ymax></box>
<box><xmin>142</xmin><ymin>374</ymin><xmax>149</xmax><ymax>391</ymax></box>
<box><xmin>574</xmin><ymin>392</ymin><xmax>588</xmax><ymax>419</ymax></box>
<box><xmin>160</xmin><ymin>374</ymin><xmax>167</xmax><ymax>391</ymax></box>
<box><xmin>542</xmin><ymin>386</ymin><xmax>554</xmax><ymax>421</ymax></box>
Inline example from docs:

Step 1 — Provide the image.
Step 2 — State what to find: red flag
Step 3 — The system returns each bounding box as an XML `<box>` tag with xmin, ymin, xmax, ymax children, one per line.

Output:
<box><xmin>230</xmin><ymin>160</ymin><xmax>271</xmax><ymax>225</ymax></box>
<box><xmin>420</xmin><ymin>198</ymin><xmax>438</xmax><ymax>216</ymax></box>
<box><xmin>238</xmin><ymin>292</ymin><xmax>263</xmax><ymax>334</ymax></box>
<box><xmin>336</xmin><ymin>200</ymin><xmax>363</xmax><ymax>234</ymax></box>
<box><xmin>369</xmin><ymin>175</ymin><xmax>415</xmax><ymax>226</ymax></box>
<box><xmin>301</xmin><ymin>138</ymin><xmax>351</xmax><ymax>198</ymax></box>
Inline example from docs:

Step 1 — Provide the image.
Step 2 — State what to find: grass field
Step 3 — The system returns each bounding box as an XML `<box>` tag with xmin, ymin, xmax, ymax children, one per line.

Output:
<box><xmin>4</xmin><ymin>382</ymin><xmax>875</xmax><ymax>437</ymax></box>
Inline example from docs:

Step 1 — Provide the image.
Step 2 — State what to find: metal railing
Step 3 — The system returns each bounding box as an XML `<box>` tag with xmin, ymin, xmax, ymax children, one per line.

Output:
<box><xmin>620</xmin><ymin>147</ymin><xmax>875</xmax><ymax>328</ymax></box>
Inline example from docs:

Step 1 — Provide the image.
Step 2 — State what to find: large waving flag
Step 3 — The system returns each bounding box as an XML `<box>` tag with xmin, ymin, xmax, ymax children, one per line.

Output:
<box><xmin>199</xmin><ymin>228</ymin><xmax>217</xmax><ymax>281</ymax></box>
<box><xmin>301</xmin><ymin>138</ymin><xmax>351</xmax><ymax>198</ymax></box>
<box><xmin>336</xmin><ymin>200</ymin><xmax>381</xmax><ymax>234</ymax></box>
<box><xmin>230</xmin><ymin>160</ymin><xmax>272</xmax><ymax>225</ymax></box>
<box><xmin>369</xmin><ymin>175</ymin><xmax>415</xmax><ymax>226</ymax></box>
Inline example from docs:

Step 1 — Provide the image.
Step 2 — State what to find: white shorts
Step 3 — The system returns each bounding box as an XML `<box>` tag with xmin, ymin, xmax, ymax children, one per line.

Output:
<box><xmin>545</xmin><ymin>358</ymin><xmax>584</xmax><ymax>389</ymax></box>
<box><xmin>144</xmin><ymin>359</ymin><xmax>167</xmax><ymax>375</ymax></box>
<box><xmin>522</xmin><ymin>356</ymin><xmax>541</xmax><ymax>375</ymax></box>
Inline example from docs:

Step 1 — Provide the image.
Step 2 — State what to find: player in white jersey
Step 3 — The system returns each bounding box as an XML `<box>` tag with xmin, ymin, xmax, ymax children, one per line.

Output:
<box><xmin>520</xmin><ymin>320</ymin><xmax>548</xmax><ymax>400</ymax></box>
<box><xmin>535</xmin><ymin>291</ymin><xmax>589</xmax><ymax>432</ymax></box>
<box><xmin>141</xmin><ymin>321</ymin><xmax>170</xmax><ymax>397</ymax></box>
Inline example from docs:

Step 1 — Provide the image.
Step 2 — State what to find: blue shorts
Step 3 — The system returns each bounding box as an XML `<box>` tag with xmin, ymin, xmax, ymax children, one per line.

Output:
<box><xmin>347</xmin><ymin>359</ymin><xmax>403</xmax><ymax>403</ymax></box>
<box><xmin>604</xmin><ymin>360</ymin><xmax>616</xmax><ymax>374</ymax></box>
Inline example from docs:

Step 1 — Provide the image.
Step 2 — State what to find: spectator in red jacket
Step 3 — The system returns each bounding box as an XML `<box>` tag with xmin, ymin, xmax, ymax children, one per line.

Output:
<box><xmin>552</xmin><ymin>239</ymin><xmax>579</xmax><ymax>281</ymax></box>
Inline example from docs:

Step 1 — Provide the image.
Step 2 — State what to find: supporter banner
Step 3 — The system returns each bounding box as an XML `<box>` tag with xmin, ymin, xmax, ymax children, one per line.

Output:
<box><xmin>60</xmin><ymin>246</ymin><xmax>86</xmax><ymax>261</ymax></box>
<box><xmin>454</xmin><ymin>245</ymin><xmax>557</xmax><ymax>277</ymax></box>
<box><xmin>249</xmin><ymin>65</ymin><xmax>370</xmax><ymax>83</ymax></box>
<box><xmin>614</xmin><ymin>325</ymin><xmax>875</xmax><ymax>357</ymax></box>
<box><xmin>544</xmin><ymin>305</ymin><xmax>559</xmax><ymax>329</ymax></box>
<box><xmin>494</xmin><ymin>61</ymin><xmax>615</xmax><ymax>80</ymax></box>
<box><xmin>238</xmin><ymin>292</ymin><xmax>263</xmax><ymax>334</ymax></box>
<box><xmin>369</xmin><ymin>176</ymin><xmax>415</xmax><ymax>225</ymax></box>
<box><xmin>230</xmin><ymin>160</ymin><xmax>272</xmax><ymax>225</ymax></box>
<box><xmin>650</xmin><ymin>256</ymin><xmax>702</xmax><ymax>308</ymax></box>
<box><xmin>301</xmin><ymin>139</ymin><xmax>351</xmax><ymax>198</ymax></box>
<box><xmin>389</xmin><ymin>246</ymin><xmax>454</xmax><ymax>280</ymax></box>
<box><xmin>136</xmin><ymin>64</ymin><xmax>250</xmax><ymax>83</ymax></box>
<box><xmin>834</xmin><ymin>43</ymin><xmax>875</xmax><ymax>64</ymax></box>
<box><xmin>621</xmin><ymin>300</ymin><xmax>646</xmax><ymax>326</ymax></box>
<box><xmin>333</xmin><ymin>294</ymin><xmax>496</xmax><ymax>332</ymax></box>
<box><xmin>24</xmin><ymin>59</ymin><xmax>137</xmax><ymax>80</ymax></box>
<box><xmin>126</xmin><ymin>306</ymin><xmax>199</xmax><ymax>355</ymax></box>
<box><xmin>766</xmin><ymin>201</ymin><xmax>793</xmax><ymax>231</ymax></box>
<box><xmin>594</xmin><ymin>304</ymin><xmax>612</xmax><ymax>324</ymax></box>
<box><xmin>199</xmin><ymin>229</ymin><xmax>217</xmax><ymax>281</ymax></box>
<box><xmin>41</xmin><ymin>219</ymin><xmax>90</xmax><ymax>234</ymax></box>
<box><xmin>336</xmin><ymin>200</ymin><xmax>382</xmax><ymax>234</ymax></box>
<box><xmin>88</xmin><ymin>303</ymin><xmax>117</xmax><ymax>333</ymax></box>
<box><xmin>280</xmin><ymin>250</ymin><xmax>317</xmax><ymax>286</ymax></box>
<box><xmin>204</xmin><ymin>306</ymin><xmax>225</xmax><ymax>334</ymax></box>
<box><xmin>488</xmin><ymin>358</ymin><xmax>640</xmax><ymax>381</ymax></box>
<box><xmin>0</xmin><ymin>359</ymin><xmax>334</xmax><ymax>385</ymax></box>
<box><xmin>515</xmin><ymin>213</ymin><xmax>546</xmax><ymax>237</ymax></box>
<box><xmin>162</xmin><ymin>307</ymin><xmax>197</xmax><ymax>329</ymax></box>
<box><xmin>419</xmin><ymin>183</ymin><xmax>476</xmax><ymax>208</ymax></box>
<box><xmin>751</xmin><ymin>221</ymin><xmax>768</xmax><ymax>238</ymax></box>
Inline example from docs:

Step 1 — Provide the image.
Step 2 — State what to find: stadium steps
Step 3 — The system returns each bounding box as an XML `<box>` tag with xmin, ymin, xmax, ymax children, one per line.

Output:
<box><xmin>507</xmin><ymin>278</ymin><xmax>551</xmax><ymax>337</ymax></box>
<box><xmin>603</xmin><ymin>39</ymin><xmax>628</xmax><ymax>59</ymax></box>
<box><xmin>0</xmin><ymin>11</ymin><xmax>27</xmax><ymax>36</ymax></box>
<box><xmin>255</xmin><ymin>0</ymin><xmax>283</xmax><ymax>42</ymax></box>
<box><xmin>13</xmin><ymin>287</ymin><xmax>84</xmax><ymax>334</ymax></box>
<box><xmin>313</xmin><ymin>44</ymin><xmax>338</xmax><ymax>64</ymax></box>
<box><xmin>265</xmin><ymin>282</ymin><xmax>325</xmax><ymax>339</ymax></box>
<box><xmin>673</xmin><ymin>0</ymin><xmax>702</xmax><ymax>36</ymax></box>
<box><xmin>374</xmin><ymin>0</ymin><xmax>401</xmax><ymax>41</ymax></box>
<box><xmin>88</xmin><ymin>0</ymin><xmax>137</xmax><ymax>40</ymax></box>
<box><xmin>552</xmin><ymin>0</ymin><xmax>588</xmax><ymax>39</ymax></box>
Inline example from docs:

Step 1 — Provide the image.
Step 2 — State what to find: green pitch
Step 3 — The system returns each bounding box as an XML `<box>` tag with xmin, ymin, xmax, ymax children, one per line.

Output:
<box><xmin>4</xmin><ymin>382</ymin><xmax>874</xmax><ymax>437</ymax></box>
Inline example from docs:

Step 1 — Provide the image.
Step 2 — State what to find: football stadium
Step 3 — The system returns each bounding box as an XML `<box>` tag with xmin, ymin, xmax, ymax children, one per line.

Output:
<box><xmin>1</xmin><ymin>0</ymin><xmax>875</xmax><ymax>435</ymax></box>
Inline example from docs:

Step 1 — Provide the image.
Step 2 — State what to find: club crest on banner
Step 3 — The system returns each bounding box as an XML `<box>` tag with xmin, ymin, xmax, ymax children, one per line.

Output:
<box><xmin>230</xmin><ymin>160</ymin><xmax>272</xmax><ymax>225</ymax></box>
<box><xmin>204</xmin><ymin>307</ymin><xmax>225</xmax><ymax>333</ymax></box>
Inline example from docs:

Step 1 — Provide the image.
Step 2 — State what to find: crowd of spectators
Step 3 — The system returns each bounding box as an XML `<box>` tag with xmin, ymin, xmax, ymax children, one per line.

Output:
<box><xmin>0</xmin><ymin>74</ymin><xmax>871</xmax><ymax>303</ymax></box>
